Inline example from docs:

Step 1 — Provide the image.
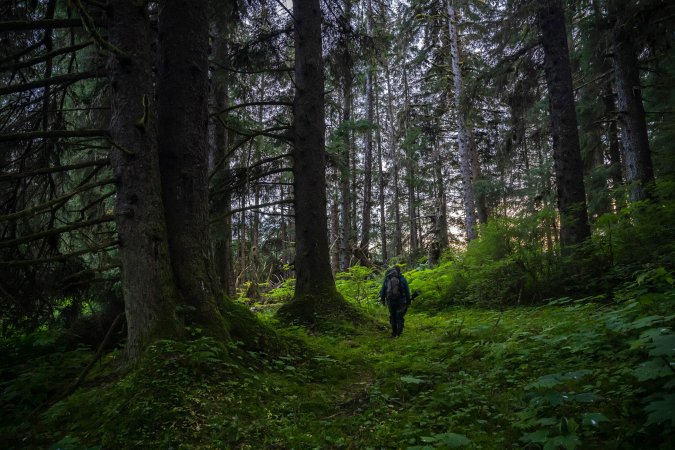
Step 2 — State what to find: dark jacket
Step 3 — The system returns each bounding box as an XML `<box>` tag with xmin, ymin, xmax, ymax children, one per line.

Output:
<box><xmin>380</xmin><ymin>273</ymin><xmax>411</xmax><ymax>304</ymax></box>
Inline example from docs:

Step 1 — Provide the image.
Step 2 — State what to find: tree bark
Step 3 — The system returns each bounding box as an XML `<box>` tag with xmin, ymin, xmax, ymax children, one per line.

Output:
<box><xmin>611</xmin><ymin>10</ymin><xmax>654</xmax><ymax>202</ymax></box>
<box><xmin>290</xmin><ymin>0</ymin><xmax>337</xmax><ymax>300</ymax></box>
<box><xmin>358</xmin><ymin>0</ymin><xmax>374</xmax><ymax>265</ymax></box>
<box><xmin>429</xmin><ymin>138</ymin><xmax>448</xmax><ymax>266</ymax></box>
<box><xmin>602</xmin><ymin>79</ymin><xmax>623</xmax><ymax>190</ymax></box>
<box><xmin>339</xmin><ymin>0</ymin><xmax>353</xmax><ymax>271</ymax></box>
<box><xmin>211</xmin><ymin>15</ymin><xmax>235</xmax><ymax>297</ymax></box>
<box><xmin>107</xmin><ymin>0</ymin><xmax>182</xmax><ymax>361</ymax></box>
<box><xmin>537</xmin><ymin>0</ymin><xmax>591</xmax><ymax>249</ymax></box>
<box><xmin>375</xmin><ymin>76</ymin><xmax>388</xmax><ymax>264</ymax></box>
<box><xmin>446</xmin><ymin>0</ymin><xmax>478</xmax><ymax>241</ymax></box>
<box><xmin>385</xmin><ymin>62</ymin><xmax>403</xmax><ymax>256</ymax></box>
<box><xmin>401</xmin><ymin>64</ymin><xmax>418</xmax><ymax>254</ymax></box>
<box><xmin>330</xmin><ymin>196</ymin><xmax>340</xmax><ymax>274</ymax></box>
<box><xmin>157</xmin><ymin>0</ymin><xmax>227</xmax><ymax>337</ymax></box>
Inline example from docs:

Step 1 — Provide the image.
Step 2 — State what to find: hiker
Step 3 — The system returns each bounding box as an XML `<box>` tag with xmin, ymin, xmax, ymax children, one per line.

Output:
<box><xmin>380</xmin><ymin>266</ymin><xmax>411</xmax><ymax>337</ymax></box>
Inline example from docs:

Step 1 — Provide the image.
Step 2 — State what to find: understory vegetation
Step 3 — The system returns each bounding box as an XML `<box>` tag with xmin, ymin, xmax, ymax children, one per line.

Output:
<box><xmin>2</xmin><ymin>198</ymin><xmax>674</xmax><ymax>450</ymax></box>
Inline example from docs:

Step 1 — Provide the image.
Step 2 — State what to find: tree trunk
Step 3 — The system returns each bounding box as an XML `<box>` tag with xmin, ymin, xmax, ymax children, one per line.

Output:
<box><xmin>385</xmin><ymin>62</ymin><xmax>402</xmax><ymax>256</ymax></box>
<box><xmin>375</xmin><ymin>76</ymin><xmax>387</xmax><ymax>264</ymax></box>
<box><xmin>537</xmin><ymin>0</ymin><xmax>591</xmax><ymax>249</ymax></box>
<box><xmin>330</xmin><ymin>196</ymin><xmax>340</xmax><ymax>274</ymax></box>
<box><xmin>339</xmin><ymin>0</ymin><xmax>353</xmax><ymax>272</ymax></box>
<box><xmin>429</xmin><ymin>138</ymin><xmax>448</xmax><ymax>266</ymax></box>
<box><xmin>107</xmin><ymin>0</ymin><xmax>182</xmax><ymax>361</ymax></box>
<box><xmin>446</xmin><ymin>0</ymin><xmax>478</xmax><ymax>241</ymax></box>
<box><xmin>157</xmin><ymin>0</ymin><xmax>227</xmax><ymax>337</ymax></box>
<box><xmin>471</xmin><ymin>134</ymin><xmax>489</xmax><ymax>224</ymax></box>
<box><xmin>290</xmin><ymin>0</ymin><xmax>337</xmax><ymax>301</ymax></box>
<box><xmin>602</xmin><ymin>79</ymin><xmax>623</xmax><ymax>190</ymax></box>
<box><xmin>611</xmin><ymin>13</ymin><xmax>654</xmax><ymax>202</ymax></box>
<box><xmin>402</xmin><ymin>64</ymin><xmax>418</xmax><ymax>253</ymax></box>
<box><xmin>211</xmin><ymin>19</ymin><xmax>235</xmax><ymax>297</ymax></box>
<box><xmin>358</xmin><ymin>0</ymin><xmax>374</xmax><ymax>265</ymax></box>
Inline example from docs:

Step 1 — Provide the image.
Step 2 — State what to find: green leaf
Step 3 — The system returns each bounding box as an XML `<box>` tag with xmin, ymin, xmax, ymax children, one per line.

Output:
<box><xmin>400</xmin><ymin>375</ymin><xmax>425</xmax><ymax>384</ymax></box>
<box><xmin>647</xmin><ymin>332</ymin><xmax>675</xmax><ymax>357</ymax></box>
<box><xmin>544</xmin><ymin>434</ymin><xmax>581</xmax><ymax>450</ymax></box>
<box><xmin>535</xmin><ymin>417</ymin><xmax>559</xmax><ymax>427</ymax></box>
<box><xmin>633</xmin><ymin>359</ymin><xmax>673</xmax><ymax>381</ymax></box>
<box><xmin>645</xmin><ymin>394</ymin><xmax>675</xmax><ymax>426</ymax></box>
<box><xmin>432</xmin><ymin>432</ymin><xmax>471</xmax><ymax>448</ymax></box>
<box><xmin>528</xmin><ymin>374</ymin><xmax>562</xmax><ymax>389</ymax></box>
<box><xmin>628</xmin><ymin>315</ymin><xmax>666</xmax><ymax>330</ymax></box>
<box><xmin>573</xmin><ymin>392</ymin><xmax>599</xmax><ymax>403</ymax></box>
<box><xmin>520</xmin><ymin>429</ymin><xmax>549</xmax><ymax>444</ymax></box>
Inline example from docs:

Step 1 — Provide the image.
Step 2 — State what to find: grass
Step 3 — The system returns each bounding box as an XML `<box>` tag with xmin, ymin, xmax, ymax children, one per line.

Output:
<box><xmin>4</xmin><ymin>279</ymin><xmax>673</xmax><ymax>449</ymax></box>
<box><xmin>1</xmin><ymin>263</ymin><xmax>673</xmax><ymax>449</ymax></box>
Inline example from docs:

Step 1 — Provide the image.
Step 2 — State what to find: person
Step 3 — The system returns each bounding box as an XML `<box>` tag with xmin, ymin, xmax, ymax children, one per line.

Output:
<box><xmin>380</xmin><ymin>266</ymin><xmax>411</xmax><ymax>337</ymax></box>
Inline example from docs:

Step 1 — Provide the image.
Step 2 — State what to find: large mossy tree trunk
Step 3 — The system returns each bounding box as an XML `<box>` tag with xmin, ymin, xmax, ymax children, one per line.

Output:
<box><xmin>156</xmin><ymin>0</ymin><xmax>227</xmax><ymax>338</ymax></box>
<box><xmin>107</xmin><ymin>0</ymin><xmax>183</xmax><ymax>362</ymax></box>
<box><xmin>537</xmin><ymin>0</ymin><xmax>591</xmax><ymax>250</ymax></box>
<box><xmin>610</xmin><ymin>5</ymin><xmax>654</xmax><ymax>202</ymax></box>
<box><xmin>278</xmin><ymin>0</ymin><xmax>353</xmax><ymax>324</ymax></box>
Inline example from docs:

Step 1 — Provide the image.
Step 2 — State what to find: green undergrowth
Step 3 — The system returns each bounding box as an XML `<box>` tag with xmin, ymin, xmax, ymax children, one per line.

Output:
<box><xmin>1</xmin><ymin>267</ymin><xmax>673</xmax><ymax>449</ymax></box>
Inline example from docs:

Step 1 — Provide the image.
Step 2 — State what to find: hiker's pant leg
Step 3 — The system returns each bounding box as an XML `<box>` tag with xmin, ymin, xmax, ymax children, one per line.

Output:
<box><xmin>396</xmin><ymin>304</ymin><xmax>407</xmax><ymax>335</ymax></box>
<box><xmin>388</xmin><ymin>303</ymin><xmax>398</xmax><ymax>335</ymax></box>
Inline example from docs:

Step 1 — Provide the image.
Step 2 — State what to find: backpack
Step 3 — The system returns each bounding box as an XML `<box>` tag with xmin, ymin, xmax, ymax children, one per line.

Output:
<box><xmin>385</xmin><ymin>269</ymin><xmax>401</xmax><ymax>303</ymax></box>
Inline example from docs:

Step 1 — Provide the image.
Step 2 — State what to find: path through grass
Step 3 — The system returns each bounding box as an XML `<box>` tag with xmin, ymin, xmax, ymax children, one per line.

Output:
<box><xmin>6</xmin><ymin>296</ymin><xmax>673</xmax><ymax>449</ymax></box>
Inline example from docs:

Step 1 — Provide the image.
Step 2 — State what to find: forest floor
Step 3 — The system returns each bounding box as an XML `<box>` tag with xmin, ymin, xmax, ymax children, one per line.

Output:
<box><xmin>5</xmin><ymin>284</ymin><xmax>673</xmax><ymax>450</ymax></box>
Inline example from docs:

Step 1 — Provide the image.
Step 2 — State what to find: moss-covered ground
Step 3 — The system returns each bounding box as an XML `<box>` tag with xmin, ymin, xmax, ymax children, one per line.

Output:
<box><xmin>2</xmin><ymin>266</ymin><xmax>673</xmax><ymax>449</ymax></box>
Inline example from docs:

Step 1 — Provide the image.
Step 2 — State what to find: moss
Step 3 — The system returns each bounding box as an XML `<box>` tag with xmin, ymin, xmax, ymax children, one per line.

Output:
<box><xmin>219</xmin><ymin>299</ymin><xmax>291</xmax><ymax>355</ymax></box>
<box><xmin>275</xmin><ymin>289</ymin><xmax>372</xmax><ymax>331</ymax></box>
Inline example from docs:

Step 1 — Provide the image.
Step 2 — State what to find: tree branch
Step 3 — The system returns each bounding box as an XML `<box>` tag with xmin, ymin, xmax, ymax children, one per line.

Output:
<box><xmin>211</xmin><ymin>100</ymin><xmax>293</xmax><ymax>117</ymax></box>
<box><xmin>217</xmin><ymin>118</ymin><xmax>292</xmax><ymax>142</ymax></box>
<box><xmin>0</xmin><ymin>178</ymin><xmax>115</xmax><ymax>222</ymax></box>
<box><xmin>0</xmin><ymin>71</ymin><xmax>101</xmax><ymax>96</ymax></box>
<box><xmin>0</xmin><ymin>129</ymin><xmax>109</xmax><ymax>142</ymax></box>
<box><xmin>0</xmin><ymin>240</ymin><xmax>119</xmax><ymax>267</ymax></box>
<box><xmin>0</xmin><ymin>41</ymin><xmax>93</xmax><ymax>71</ymax></box>
<box><xmin>0</xmin><ymin>214</ymin><xmax>115</xmax><ymax>249</ymax></box>
<box><xmin>0</xmin><ymin>158</ymin><xmax>109</xmax><ymax>181</ymax></box>
<box><xmin>211</xmin><ymin>199</ymin><xmax>294</xmax><ymax>222</ymax></box>
<box><xmin>0</xmin><ymin>18</ymin><xmax>101</xmax><ymax>32</ymax></box>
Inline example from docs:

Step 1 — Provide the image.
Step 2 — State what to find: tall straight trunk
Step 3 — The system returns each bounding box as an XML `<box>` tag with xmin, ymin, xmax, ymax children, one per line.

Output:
<box><xmin>238</xmin><ymin>194</ymin><xmax>247</xmax><ymax>288</ymax></box>
<box><xmin>471</xmin><ymin>134</ymin><xmax>489</xmax><ymax>224</ymax></box>
<box><xmin>157</xmin><ymin>0</ymin><xmax>226</xmax><ymax>336</ymax></box>
<box><xmin>330</xmin><ymin>196</ymin><xmax>340</xmax><ymax>274</ymax></box>
<box><xmin>537</xmin><ymin>0</ymin><xmax>591</xmax><ymax>248</ymax></box>
<box><xmin>429</xmin><ymin>138</ymin><xmax>448</xmax><ymax>266</ymax></box>
<box><xmin>385</xmin><ymin>62</ymin><xmax>402</xmax><ymax>256</ymax></box>
<box><xmin>339</xmin><ymin>0</ymin><xmax>353</xmax><ymax>271</ymax></box>
<box><xmin>446</xmin><ymin>0</ymin><xmax>478</xmax><ymax>241</ymax></box>
<box><xmin>340</xmin><ymin>67</ymin><xmax>353</xmax><ymax>271</ymax></box>
<box><xmin>291</xmin><ymin>0</ymin><xmax>337</xmax><ymax>300</ymax></box>
<box><xmin>375</xmin><ymin>76</ymin><xmax>387</xmax><ymax>263</ymax></box>
<box><xmin>402</xmin><ymin>64</ymin><xmax>417</xmax><ymax>253</ymax></box>
<box><xmin>611</xmin><ymin>11</ymin><xmax>654</xmax><ymax>202</ymax></box>
<box><xmin>602</xmin><ymin>79</ymin><xmax>623</xmax><ymax>189</ymax></box>
<box><xmin>108</xmin><ymin>0</ymin><xmax>181</xmax><ymax>361</ymax></box>
<box><xmin>358</xmin><ymin>0</ymin><xmax>374</xmax><ymax>263</ymax></box>
<box><xmin>212</xmin><ymin>22</ymin><xmax>235</xmax><ymax>297</ymax></box>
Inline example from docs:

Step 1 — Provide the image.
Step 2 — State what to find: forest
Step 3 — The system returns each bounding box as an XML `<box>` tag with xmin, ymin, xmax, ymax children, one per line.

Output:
<box><xmin>0</xmin><ymin>0</ymin><xmax>674</xmax><ymax>448</ymax></box>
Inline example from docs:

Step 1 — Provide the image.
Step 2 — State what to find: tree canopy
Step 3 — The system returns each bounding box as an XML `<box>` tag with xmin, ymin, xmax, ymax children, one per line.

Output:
<box><xmin>1</xmin><ymin>0</ymin><xmax>674</xmax><ymax>447</ymax></box>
